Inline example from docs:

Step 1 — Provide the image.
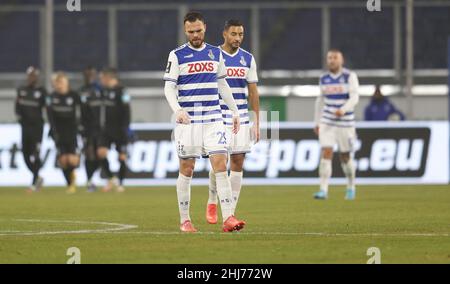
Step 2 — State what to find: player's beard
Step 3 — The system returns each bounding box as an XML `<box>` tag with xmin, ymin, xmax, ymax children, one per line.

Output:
<box><xmin>328</xmin><ymin>64</ymin><xmax>341</xmax><ymax>74</ymax></box>
<box><xmin>230</xmin><ymin>41</ymin><xmax>240</xmax><ymax>52</ymax></box>
<box><xmin>189</xmin><ymin>37</ymin><xmax>204</xmax><ymax>48</ymax></box>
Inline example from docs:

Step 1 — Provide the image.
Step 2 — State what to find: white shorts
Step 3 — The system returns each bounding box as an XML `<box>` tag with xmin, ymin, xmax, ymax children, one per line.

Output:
<box><xmin>225</xmin><ymin>124</ymin><xmax>253</xmax><ymax>155</ymax></box>
<box><xmin>319</xmin><ymin>123</ymin><xmax>357</xmax><ymax>153</ymax></box>
<box><xmin>174</xmin><ymin>122</ymin><xmax>228</xmax><ymax>159</ymax></box>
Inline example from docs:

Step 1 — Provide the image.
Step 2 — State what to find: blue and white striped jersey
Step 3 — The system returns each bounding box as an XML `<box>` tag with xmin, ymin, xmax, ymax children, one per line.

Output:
<box><xmin>318</xmin><ymin>68</ymin><xmax>359</xmax><ymax>127</ymax></box>
<box><xmin>219</xmin><ymin>47</ymin><xmax>258</xmax><ymax>126</ymax></box>
<box><xmin>163</xmin><ymin>43</ymin><xmax>227</xmax><ymax>124</ymax></box>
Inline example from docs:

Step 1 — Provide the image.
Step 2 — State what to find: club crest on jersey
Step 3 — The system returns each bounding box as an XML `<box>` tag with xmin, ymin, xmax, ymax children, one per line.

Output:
<box><xmin>33</xmin><ymin>91</ymin><xmax>41</xmax><ymax>98</ymax></box>
<box><xmin>240</xmin><ymin>56</ymin><xmax>247</xmax><ymax>66</ymax></box>
<box><xmin>66</xmin><ymin>97</ymin><xmax>73</xmax><ymax>105</ymax></box>
<box><xmin>208</xmin><ymin>49</ymin><xmax>215</xmax><ymax>60</ymax></box>
<box><xmin>109</xmin><ymin>92</ymin><xmax>115</xmax><ymax>99</ymax></box>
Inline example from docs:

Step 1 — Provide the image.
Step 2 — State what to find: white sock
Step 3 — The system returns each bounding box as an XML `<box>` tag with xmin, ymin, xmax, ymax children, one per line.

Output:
<box><xmin>215</xmin><ymin>171</ymin><xmax>234</xmax><ymax>222</ymax></box>
<box><xmin>176</xmin><ymin>174</ymin><xmax>192</xmax><ymax>224</ymax></box>
<box><xmin>319</xmin><ymin>159</ymin><xmax>332</xmax><ymax>194</ymax></box>
<box><xmin>341</xmin><ymin>158</ymin><xmax>356</xmax><ymax>191</ymax></box>
<box><xmin>207</xmin><ymin>169</ymin><xmax>218</xmax><ymax>205</ymax></box>
<box><xmin>229</xmin><ymin>171</ymin><xmax>243</xmax><ymax>215</ymax></box>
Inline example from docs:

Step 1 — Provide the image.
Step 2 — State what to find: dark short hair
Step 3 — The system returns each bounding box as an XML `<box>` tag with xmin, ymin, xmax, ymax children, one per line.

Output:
<box><xmin>101</xmin><ymin>67</ymin><xmax>118</xmax><ymax>78</ymax></box>
<box><xmin>224</xmin><ymin>19</ymin><xmax>244</xmax><ymax>31</ymax></box>
<box><xmin>184</xmin><ymin>11</ymin><xmax>205</xmax><ymax>24</ymax></box>
<box><xmin>84</xmin><ymin>65</ymin><xmax>96</xmax><ymax>71</ymax></box>
<box><xmin>328</xmin><ymin>48</ymin><xmax>343</xmax><ymax>55</ymax></box>
<box><xmin>26</xmin><ymin>66</ymin><xmax>40</xmax><ymax>75</ymax></box>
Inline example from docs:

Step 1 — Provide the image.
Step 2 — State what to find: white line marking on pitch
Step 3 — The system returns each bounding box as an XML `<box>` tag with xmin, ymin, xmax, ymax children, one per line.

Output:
<box><xmin>0</xmin><ymin>219</ymin><xmax>448</xmax><ymax>237</ymax></box>
<box><xmin>99</xmin><ymin>231</ymin><xmax>450</xmax><ymax>237</ymax></box>
<box><xmin>0</xmin><ymin>219</ymin><xmax>138</xmax><ymax>236</ymax></box>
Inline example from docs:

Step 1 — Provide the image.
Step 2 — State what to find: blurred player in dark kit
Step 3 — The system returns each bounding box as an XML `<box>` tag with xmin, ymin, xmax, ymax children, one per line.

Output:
<box><xmin>96</xmin><ymin>67</ymin><xmax>131</xmax><ymax>193</ymax></box>
<box><xmin>79</xmin><ymin>66</ymin><xmax>102</xmax><ymax>192</ymax></box>
<box><xmin>46</xmin><ymin>72</ymin><xmax>81</xmax><ymax>194</ymax></box>
<box><xmin>15</xmin><ymin>66</ymin><xmax>47</xmax><ymax>193</ymax></box>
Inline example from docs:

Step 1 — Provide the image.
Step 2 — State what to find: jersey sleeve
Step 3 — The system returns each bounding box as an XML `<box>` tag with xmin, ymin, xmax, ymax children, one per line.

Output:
<box><xmin>45</xmin><ymin>96</ymin><xmax>56</xmax><ymax>135</ymax></box>
<box><xmin>73</xmin><ymin>92</ymin><xmax>83</xmax><ymax>134</ymax></box>
<box><xmin>40</xmin><ymin>87</ymin><xmax>48</xmax><ymax>108</ymax></box>
<box><xmin>217</xmin><ymin>52</ymin><xmax>227</xmax><ymax>79</ymax></box>
<box><xmin>340</xmin><ymin>72</ymin><xmax>360</xmax><ymax>113</ymax></box>
<box><xmin>15</xmin><ymin>88</ymin><xmax>22</xmax><ymax>118</ymax></box>
<box><xmin>79</xmin><ymin>93</ymin><xmax>90</xmax><ymax>136</ymax></box>
<box><xmin>318</xmin><ymin>77</ymin><xmax>323</xmax><ymax>96</ymax></box>
<box><xmin>246</xmin><ymin>56</ymin><xmax>258</xmax><ymax>83</ymax></box>
<box><xmin>163</xmin><ymin>51</ymin><xmax>179</xmax><ymax>83</ymax></box>
<box><xmin>120</xmin><ymin>88</ymin><xmax>131</xmax><ymax>129</ymax></box>
<box><xmin>121</xmin><ymin>89</ymin><xmax>131</xmax><ymax>105</ymax></box>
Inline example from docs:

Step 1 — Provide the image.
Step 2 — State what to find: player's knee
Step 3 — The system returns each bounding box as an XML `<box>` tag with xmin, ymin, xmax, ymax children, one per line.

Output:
<box><xmin>71</xmin><ymin>155</ymin><xmax>80</xmax><ymax>167</ymax></box>
<box><xmin>85</xmin><ymin>147</ymin><xmax>96</xmax><ymax>161</ymax></box>
<box><xmin>339</xmin><ymin>153</ymin><xmax>350</xmax><ymax>163</ymax></box>
<box><xmin>230</xmin><ymin>154</ymin><xmax>245</xmax><ymax>172</ymax></box>
<box><xmin>209</xmin><ymin>155</ymin><xmax>227</xmax><ymax>172</ymax></box>
<box><xmin>212</xmin><ymin>161</ymin><xmax>227</xmax><ymax>173</ymax></box>
<box><xmin>58</xmin><ymin>156</ymin><xmax>67</xmax><ymax>168</ymax></box>
<box><xmin>214</xmin><ymin>165</ymin><xmax>227</xmax><ymax>173</ymax></box>
<box><xmin>179</xmin><ymin>160</ymin><xmax>195</xmax><ymax>177</ymax></box>
<box><xmin>119</xmin><ymin>153</ymin><xmax>127</xmax><ymax>161</ymax></box>
<box><xmin>322</xmin><ymin>148</ymin><xmax>333</xmax><ymax>160</ymax></box>
<box><xmin>180</xmin><ymin>167</ymin><xmax>194</xmax><ymax>177</ymax></box>
<box><xmin>97</xmin><ymin>148</ymin><xmax>108</xmax><ymax>159</ymax></box>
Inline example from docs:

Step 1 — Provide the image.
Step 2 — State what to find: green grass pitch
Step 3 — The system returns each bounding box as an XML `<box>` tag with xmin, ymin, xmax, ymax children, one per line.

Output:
<box><xmin>0</xmin><ymin>185</ymin><xmax>449</xmax><ymax>263</ymax></box>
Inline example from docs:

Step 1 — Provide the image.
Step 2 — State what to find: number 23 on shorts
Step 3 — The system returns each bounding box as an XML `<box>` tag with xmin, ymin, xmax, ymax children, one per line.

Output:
<box><xmin>217</xmin><ymin>131</ymin><xmax>226</xmax><ymax>145</ymax></box>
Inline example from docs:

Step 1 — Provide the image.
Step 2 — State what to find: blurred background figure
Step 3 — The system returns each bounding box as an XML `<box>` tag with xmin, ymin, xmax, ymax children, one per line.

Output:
<box><xmin>364</xmin><ymin>86</ymin><xmax>405</xmax><ymax>121</ymax></box>
<box><xmin>79</xmin><ymin>66</ymin><xmax>102</xmax><ymax>192</ymax></box>
<box><xmin>15</xmin><ymin>66</ymin><xmax>47</xmax><ymax>193</ymax></box>
<box><xmin>97</xmin><ymin>67</ymin><xmax>131</xmax><ymax>193</ymax></box>
<box><xmin>46</xmin><ymin>72</ymin><xmax>81</xmax><ymax>194</ymax></box>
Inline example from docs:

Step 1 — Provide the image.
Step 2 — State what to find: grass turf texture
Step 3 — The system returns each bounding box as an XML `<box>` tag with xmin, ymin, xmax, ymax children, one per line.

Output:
<box><xmin>0</xmin><ymin>185</ymin><xmax>449</xmax><ymax>264</ymax></box>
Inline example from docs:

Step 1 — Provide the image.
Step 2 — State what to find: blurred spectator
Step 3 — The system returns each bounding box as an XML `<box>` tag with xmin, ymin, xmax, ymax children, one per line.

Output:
<box><xmin>364</xmin><ymin>86</ymin><xmax>405</xmax><ymax>121</ymax></box>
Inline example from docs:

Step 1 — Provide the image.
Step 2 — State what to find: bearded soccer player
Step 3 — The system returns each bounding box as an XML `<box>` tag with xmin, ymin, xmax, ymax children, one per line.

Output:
<box><xmin>313</xmin><ymin>49</ymin><xmax>359</xmax><ymax>200</ymax></box>
<box><xmin>163</xmin><ymin>11</ymin><xmax>246</xmax><ymax>233</ymax></box>
<box><xmin>15</xmin><ymin>67</ymin><xmax>47</xmax><ymax>192</ymax></box>
<box><xmin>206</xmin><ymin>19</ymin><xmax>260</xmax><ymax>224</ymax></box>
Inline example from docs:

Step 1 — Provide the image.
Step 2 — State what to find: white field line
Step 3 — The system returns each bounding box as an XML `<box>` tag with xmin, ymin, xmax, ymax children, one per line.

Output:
<box><xmin>0</xmin><ymin>219</ymin><xmax>137</xmax><ymax>236</ymax></box>
<box><xmin>0</xmin><ymin>219</ymin><xmax>449</xmax><ymax>237</ymax></box>
<box><xmin>99</xmin><ymin>231</ymin><xmax>450</xmax><ymax>237</ymax></box>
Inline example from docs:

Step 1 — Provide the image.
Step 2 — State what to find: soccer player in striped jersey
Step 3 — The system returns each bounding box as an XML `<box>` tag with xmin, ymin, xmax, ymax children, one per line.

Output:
<box><xmin>313</xmin><ymin>49</ymin><xmax>359</xmax><ymax>200</ymax></box>
<box><xmin>206</xmin><ymin>19</ymin><xmax>260</xmax><ymax>224</ymax></box>
<box><xmin>163</xmin><ymin>11</ymin><xmax>246</xmax><ymax>233</ymax></box>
